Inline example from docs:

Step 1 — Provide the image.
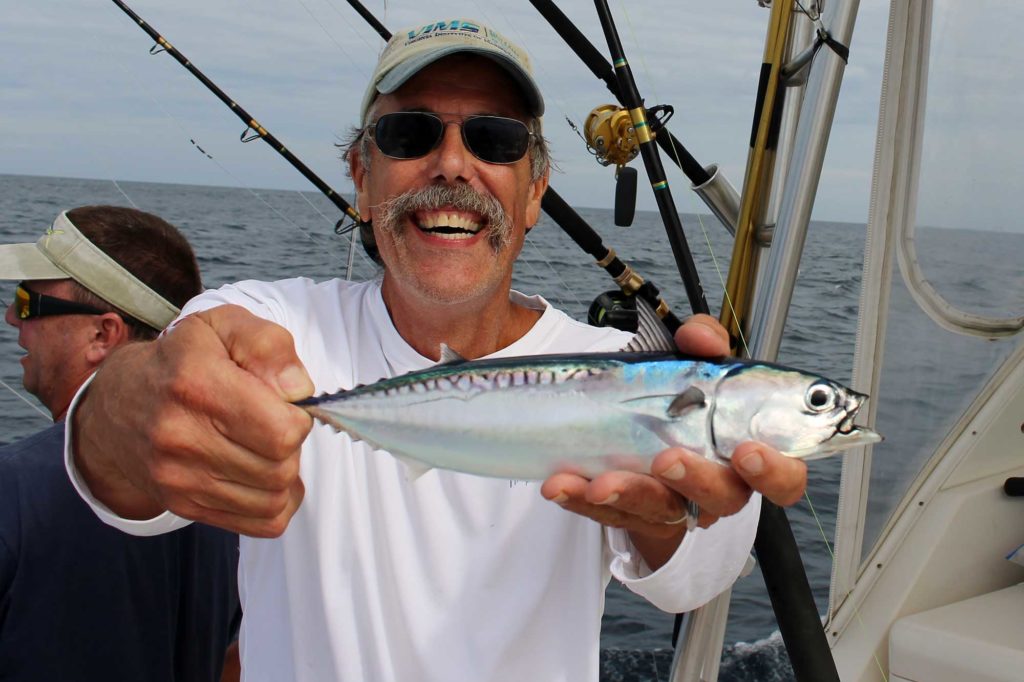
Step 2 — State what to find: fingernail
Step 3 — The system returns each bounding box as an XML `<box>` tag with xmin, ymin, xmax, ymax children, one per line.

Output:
<box><xmin>278</xmin><ymin>365</ymin><xmax>312</xmax><ymax>399</ymax></box>
<box><xmin>660</xmin><ymin>462</ymin><xmax>686</xmax><ymax>481</ymax></box>
<box><xmin>738</xmin><ymin>449</ymin><xmax>765</xmax><ymax>475</ymax></box>
<box><xmin>598</xmin><ymin>492</ymin><xmax>620</xmax><ymax>505</ymax></box>
<box><xmin>550</xmin><ymin>492</ymin><xmax>569</xmax><ymax>504</ymax></box>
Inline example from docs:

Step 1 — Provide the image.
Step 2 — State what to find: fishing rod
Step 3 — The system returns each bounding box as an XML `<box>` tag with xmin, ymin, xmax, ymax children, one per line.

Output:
<box><xmin>112</xmin><ymin>0</ymin><xmax>680</xmax><ymax>333</ymax></box>
<box><xmin>110</xmin><ymin>0</ymin><xmax>361</xmax><ymax>234</ymax></box>
<box><xmin>528</xmin><ymin>0</ymin><xmax>707</xmax><ymax>183</ymax></box>
<box><xmin>527</xmin><ymin>0</ymin><xmax>741</xmax><ymax>237</ymax></box>
<box><xmin>343</xmin><ymin>2</ymin><xmax>682</xmax><ymax>333</ymax></box>
<box><xmin>592</xmin><ymin>0</ymin><xmax>709</xmax><ymax>317</ymax></box>
<box><xmin>347</xmin><ymin>6</ymin><xmax>833</xmax><ymax>678</ymax></box>
<box><xmin>582</xmin><ymin>4</ymin><xmax>840</xmax><ymax>680</ymax></box>
<box><xmin>110</xmin><ymin>1</ymin><xmax>830</xmax><ymax>675</ymax></box>
<box><xmin>541</xmin><ymin>191</ymin><xmax>681</xmax><ymax>332</ymax></box>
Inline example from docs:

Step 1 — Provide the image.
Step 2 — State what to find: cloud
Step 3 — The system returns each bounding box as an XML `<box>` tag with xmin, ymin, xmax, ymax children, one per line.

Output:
<box><xmin>4</xmin><ymin>0</ymin><xmax>1016</xmax><ymax>232</ymax></box>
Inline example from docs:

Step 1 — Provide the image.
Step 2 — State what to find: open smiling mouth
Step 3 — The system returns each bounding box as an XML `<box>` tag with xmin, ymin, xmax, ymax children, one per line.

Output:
<box><xmin>417</xmin><ymin>212</ymin><xmax>484</xmax><ymax>241</ymax></box>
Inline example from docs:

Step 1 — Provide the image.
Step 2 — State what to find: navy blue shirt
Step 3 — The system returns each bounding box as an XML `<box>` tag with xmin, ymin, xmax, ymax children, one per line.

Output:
<box><xmin>0</xmin><ymin>423</ymin><xmax>240</xmax><ymax>681</ymax></box>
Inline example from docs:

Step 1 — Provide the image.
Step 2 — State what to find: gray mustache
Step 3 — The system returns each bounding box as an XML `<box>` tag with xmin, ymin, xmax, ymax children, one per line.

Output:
<box><xmin>375</xmin><ymin>184</ymin><xmax>512</xmax><ymax>250</ymax></box>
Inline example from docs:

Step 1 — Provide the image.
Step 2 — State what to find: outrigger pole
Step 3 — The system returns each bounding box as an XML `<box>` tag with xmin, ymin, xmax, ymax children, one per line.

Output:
<box><xmin>719</xmin><ymin>0</ymin><xmax>797</xmax><ymax>355</ymax></box>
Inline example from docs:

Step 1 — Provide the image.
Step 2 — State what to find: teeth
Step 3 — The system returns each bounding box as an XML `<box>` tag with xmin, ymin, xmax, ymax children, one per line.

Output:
<box><xmin>418</xmin><ymin>212</ymin><xmax>482</xmax><ymax>233</ymax></box>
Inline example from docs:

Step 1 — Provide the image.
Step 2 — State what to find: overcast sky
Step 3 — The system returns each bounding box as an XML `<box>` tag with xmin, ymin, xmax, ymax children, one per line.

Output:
<box><xmin>2</xmin><ymin>0</ymin><xmax>1019</xmax><ymax>232</ymax></box>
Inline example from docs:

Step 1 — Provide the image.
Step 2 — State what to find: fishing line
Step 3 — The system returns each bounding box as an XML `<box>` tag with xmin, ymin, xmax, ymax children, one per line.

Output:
<box><xmin>107</xmin><ymin>52</ymin><xmax>347</xmax><ymax>254</ymax></box>
<box><xmin>0</xmin><ymin>378</ymin><xmax>50</xmax><ymax>420</ymax></box>
<box><xmin>801</xmin><ymin>491</ymin><xmax>889</xmax><ymax>682</ymax></box>
<box><xmin>0</xmin><ymin>3</ymin><xmax>147</xmax><ymax>426</ymax></box>
<box><xmin>291</xmin><ymin>0</ymin><xmax>376</xmax><ymax>77</ymax></box>
<box><xmin>109</xmin><ymin>180</ymin><xmax>143</xmax><ymax>211</ymax></box>
<box><xmin>517</xmin><ymin>250</ymin><xmax>588</xmax><ymax>315</ymax></box>
<box><xmin>610</xmin><ymin>5</ymin><xmax>851</xmax><ymax>675</ymax></box>
<box><xmin>453</xmin><ymin>0</ymin><xmax>626</xmax><ymax>312</ymax></box>
<box><xmin>463</xmin><ymin>0</ymin><xmax>593</xmax><ymax>144</ymax></box>
<box><xmin>612</xmin><ymin>0</ymin><xmax>749</xmax><ymax>350</ymax></box>
<box><xmin>315</xmin><ymin>0</ymin><xmax>389</xmax><ymax>52</ymax></box>
<box><xmin>109</xmin><ymin>1</ymin><xmax>381</xmax><ymax>278</ymax></box>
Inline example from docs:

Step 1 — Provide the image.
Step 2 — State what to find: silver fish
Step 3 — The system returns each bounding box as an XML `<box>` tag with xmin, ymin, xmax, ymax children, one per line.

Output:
<box><xmin>299</xmin><ymin>350</ymin><xmax>881</xmax><ymax>481</ymax></box>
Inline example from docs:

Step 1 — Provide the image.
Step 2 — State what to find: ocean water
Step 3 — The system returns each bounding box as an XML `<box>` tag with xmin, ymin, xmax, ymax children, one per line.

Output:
<box><xmin>2</xmin><ymin>173</ymin><xmax>1021</xmax><ymax>680</ymax></box>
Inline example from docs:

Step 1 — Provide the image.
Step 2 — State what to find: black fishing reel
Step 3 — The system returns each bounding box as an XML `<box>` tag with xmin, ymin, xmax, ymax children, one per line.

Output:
<box><xmin>587</xmin><ymin>289</ymin><xmax>639</xmax><ymax>333</ymax></box>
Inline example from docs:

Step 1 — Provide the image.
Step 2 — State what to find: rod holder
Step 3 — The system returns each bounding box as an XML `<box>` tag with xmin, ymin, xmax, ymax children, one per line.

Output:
<box><xmin>691</xmin><ymin>163</ymin><xmax>740</xmax><ymax>236</ymax></box>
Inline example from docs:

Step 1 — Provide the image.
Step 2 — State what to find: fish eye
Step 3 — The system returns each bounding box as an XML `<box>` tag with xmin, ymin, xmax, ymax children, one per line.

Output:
<box><xmin>805</xmin><ymin>382</ymin><xmax>837</xmax><ymax>412</ymax></box>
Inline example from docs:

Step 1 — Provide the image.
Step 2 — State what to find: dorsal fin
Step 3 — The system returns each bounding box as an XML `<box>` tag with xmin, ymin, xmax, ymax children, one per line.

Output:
<box><xmin>621</xmin><ymin>296</ymin><xmax>677</xmax><ymax>352</ymax></box>
<box><xmin>667</xmin><ymin>387</ymin><xmax>706</xmax><ymax>417</ymax></box>
<box><xmin>438</xmin><ymin>343</ymin><xmax>467</xmax><ymax>365</ymax></box>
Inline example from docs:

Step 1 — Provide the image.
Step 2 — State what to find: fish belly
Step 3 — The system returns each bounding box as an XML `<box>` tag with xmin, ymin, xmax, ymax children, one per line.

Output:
<box><xmin>313</xmin><ymin>387</ymin><xmax>693</xmax><ymax>480</ymax></box>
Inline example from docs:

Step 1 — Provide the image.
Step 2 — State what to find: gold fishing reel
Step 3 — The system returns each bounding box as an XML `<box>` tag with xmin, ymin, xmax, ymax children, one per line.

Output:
<box><xmin>584</xmin><ymin>104</ymin><xmax>640</xmax><ymax>167</ymax></box>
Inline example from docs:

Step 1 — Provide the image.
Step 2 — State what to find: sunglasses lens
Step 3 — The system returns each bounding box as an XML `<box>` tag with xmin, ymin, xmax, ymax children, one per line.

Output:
<box><xmin>373</xmin><ymin>113</ymin><xmax>444</xmax><ymax>159</ymax></box>
<box><xmin>14</xmin><ymin>285</ymin><xmax>31</xmax><ymax>319</ymax></box>
<box><xmin>463</xmin><ymin>117</ymin><xmax>531</xmax><ymax>164</ymax></box>
<box><xmin>370</xmin><ymin>113</ymin><xmax>531</xmax><ymax>164</ymax></box>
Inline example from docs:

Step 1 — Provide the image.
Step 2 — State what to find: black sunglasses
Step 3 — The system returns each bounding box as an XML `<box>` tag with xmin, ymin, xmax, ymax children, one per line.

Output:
<box><xmin>14</xmin><ymin>281</ymin><xmax>108</xmax><ymax>321</ymax></box>
<box><xmin>367</xmin><ymin>112</ymin><xmax>534</xmax><ymax>165</ymax></box>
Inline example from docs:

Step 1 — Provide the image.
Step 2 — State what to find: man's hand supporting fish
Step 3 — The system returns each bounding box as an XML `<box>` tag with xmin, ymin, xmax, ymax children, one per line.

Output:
<box><xmin>539</xmin><ymin>314</ymin><xmax>807</xmax><ymax>571</ymax></box>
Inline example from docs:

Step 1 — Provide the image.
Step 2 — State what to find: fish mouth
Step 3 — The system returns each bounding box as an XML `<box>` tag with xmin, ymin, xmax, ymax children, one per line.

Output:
<box><xmin>836</xmin><ymin>412</ymin><xmax>858</xmax><ymax>435</ymax></box>
<box><xmin>830</xmin><ymin>395</ymin><xmax>882</xmax><ymax>448</ymax></box>
<box><xmin>786</xmin><ymin>424</ymin><xmax>882</xmax><ymax>459</ymax></box>
<box><xmin>833</xmin><ymin>392</ymin><xmax>877</xmax><ymax>440</ymax></box>
<box><xmin>832</xmin><ymin>424</ymin><xmax>882</xmax><ymax>447</ymax></box>
<box><xmin>785</xmin><ymin>405</ymin><xmax>882</xmax><ymax>459</ymax></box>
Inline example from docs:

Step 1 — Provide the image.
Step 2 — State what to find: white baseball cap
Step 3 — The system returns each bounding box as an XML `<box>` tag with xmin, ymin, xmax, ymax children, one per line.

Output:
<box><xmin>360</xmin><ymin>18</ymin><xmax>544</xmax><ymax>124</ymax></box>
<box><xmin>0</xmin><ymin>211</ymin><xmax>180</xmax><ymax>330</ymax></box>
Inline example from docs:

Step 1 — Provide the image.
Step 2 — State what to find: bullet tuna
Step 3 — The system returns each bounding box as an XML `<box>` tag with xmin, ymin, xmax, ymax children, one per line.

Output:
<box><xmin>299</xmin><ymin>348</ymin><xmax>880</xmax><ymax>481</ymax></box>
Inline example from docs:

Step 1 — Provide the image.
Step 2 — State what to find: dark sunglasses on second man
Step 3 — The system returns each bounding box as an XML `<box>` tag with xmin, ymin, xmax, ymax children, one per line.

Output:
<box><xmin>367</xmin><ymin>112</ymin><xmax>534</xmax><ymax>165</ymax></box>
<box><xmin>13</xmin><ymin>281</ymin><xmax>108</xmax><ymax>321</ymax></box>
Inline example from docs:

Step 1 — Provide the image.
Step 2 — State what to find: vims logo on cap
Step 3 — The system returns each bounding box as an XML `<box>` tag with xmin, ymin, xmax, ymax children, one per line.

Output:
<box><xmin>394</xmin><ymin>20</ymin><xmax>530</xmax><ymax>69</ymax></box>
<box><xmin>406</xmin><ymin>20</ymin><xmax>481</xmax><ymax>40</ymax></box>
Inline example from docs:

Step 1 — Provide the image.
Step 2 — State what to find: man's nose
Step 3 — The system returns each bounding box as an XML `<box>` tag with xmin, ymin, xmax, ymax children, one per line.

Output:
<box><xmin>4</xmin><ymin>301</ymin><xmax>21</xmax><ymax>328</ymax></box>
<box><xmin>428</xmin><ymin>121</ymin><xmax>475</xmax><ymax>184</ymax></box>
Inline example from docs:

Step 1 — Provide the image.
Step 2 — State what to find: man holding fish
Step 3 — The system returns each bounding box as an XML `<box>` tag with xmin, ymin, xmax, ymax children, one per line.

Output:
<box><xmin>66</xmin><ymin>19</ymin><xmax>815</xmax><ymax>681</ymax></box>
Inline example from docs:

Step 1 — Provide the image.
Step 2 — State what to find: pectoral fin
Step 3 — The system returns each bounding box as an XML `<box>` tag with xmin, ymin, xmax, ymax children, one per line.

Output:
<box><xmin>667</xmin><ymin>387</ymin><xmax>706</xmax><ymax>417</ymax></box>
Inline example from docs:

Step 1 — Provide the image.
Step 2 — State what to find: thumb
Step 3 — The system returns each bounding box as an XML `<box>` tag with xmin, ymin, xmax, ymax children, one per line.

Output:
<box><xmin>192</xmin><ymin>304</ymin><xmax>314</xmax><ymax>401</ymax></box>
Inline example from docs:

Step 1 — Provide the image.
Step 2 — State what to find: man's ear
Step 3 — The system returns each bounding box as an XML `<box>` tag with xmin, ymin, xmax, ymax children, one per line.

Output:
<box><xmin>524</xmin><ymin>169</ymin><xmax>550</xmax><ymax>229</ymax></box>
<box><xmin>85</xmin><ymin>313</ymin><xmax>131</xmax><ymax>366</ymax></box>
<box><xmin>350</xmin><ymin>144</ymin><xmax>372</xmax><ymax>223</ymax></box>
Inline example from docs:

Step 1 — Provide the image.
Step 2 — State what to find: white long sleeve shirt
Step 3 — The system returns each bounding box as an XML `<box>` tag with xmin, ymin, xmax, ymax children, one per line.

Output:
<box><xmin>66</xmin><ymin>277</ymin><xmax>759</xmax><ymax>682</ymax></box>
